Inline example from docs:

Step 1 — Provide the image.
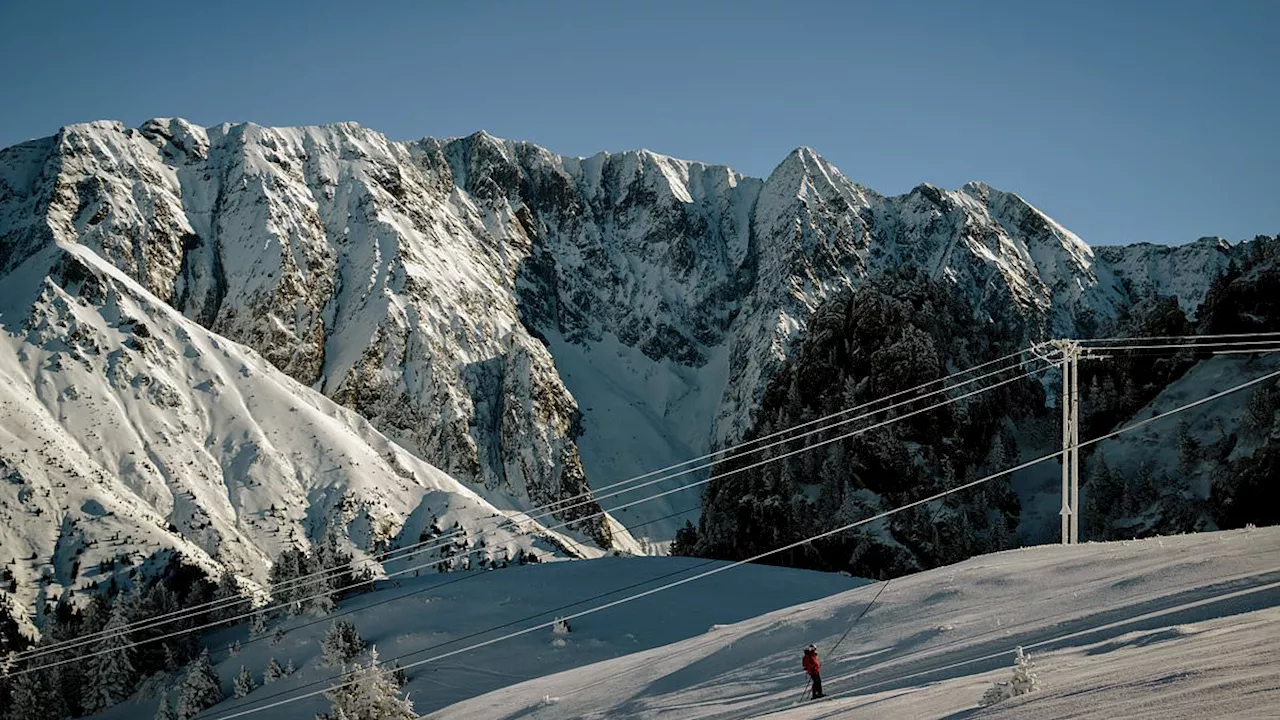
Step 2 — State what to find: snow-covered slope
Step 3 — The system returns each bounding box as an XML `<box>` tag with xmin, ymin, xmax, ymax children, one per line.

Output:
<box><xmin>430</xmin><ymin>526</ymin><xmax>1280</xmax><ymax>720</ymax></box>
<box><xmin>1095</xmin><ymin>236</ymin><xmax>1236</xmax><ymax>316</ymax></box>
<box><xmin>0</xmin><ymin>240</ymin><xmax>595</xmax><ymax>639</ymax></box>
<box><xmin>90</xmin><ymin>557</ymin><xmax>860</xmax><ymax>719</ymax></box>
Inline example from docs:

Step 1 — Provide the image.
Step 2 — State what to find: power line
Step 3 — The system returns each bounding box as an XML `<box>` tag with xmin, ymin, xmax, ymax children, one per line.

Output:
<box><xmin>14</xmin><ymin>350</ymin><xmax>1049</xmax><ymax>666</ymax></box>
<box><xmin>1077</xmin><ymin>331</ymin><xmax>1280</xmax><ymax>344</ymax></box>
<box><xmin>209</xmin><ymin>366</ymin><xmax>1280</xmax><ymax>720</ymax></box>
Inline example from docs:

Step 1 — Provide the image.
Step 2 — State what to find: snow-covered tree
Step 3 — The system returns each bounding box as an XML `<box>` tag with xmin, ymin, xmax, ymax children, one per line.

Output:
<box><xmin>1011</xmin><ymin>646</ymin><xmax>1040</xmax><ymax>695</ymax></box>
<box><xmin>92</xmin><ymin>594</ymin><xmax>138</xmax><ymax>710</ymax></box>
<box><xmin>284</xmin><ymin>658</ymin><xmax>296</xmax><ymax>676</ymax></box>
<box><xmin>233</xmin><ymin>665</ymin><xmax>255</xmax><ymax>699</ymax></box>
<box><xmin>322</xmin><ymin>619</ymin><xmax>366</xmax><ymax>667</ymax></box>
<box><xmin>552</xmin><ymin>618</ymin><xmax>572</xmax><ymax>635</ymax></box>
<box><xmin>316</xmin><ymin>647</ymin><xmax>415</xmax><ymax>720</ymax></box>
<box><xmin>263</xmin><ymin>657</ymin><xmax>284</xmax><ymax>684</ymax></box>
<box><xmin>4</xmin><ymin>666</ymin><xmax>49</xmax><ymax>720</ymax></box>
<box><xmin>154</xmin><ymin>697</ymin><xmax>178</xmax><ymax>720</ymax></box>
<box><xmin>228</xmin><ymin>640</ymin><xmax>241</xmax><ymax>656</ymax></box>
<box><xmin>980</xmin><ymin>646</ymin><xmax>1039</xmax><ymax>707</ymax></box>
<box><xmin>163</xmin><ymin>643</ymin><xmax>182</xmax><ymax>672</ymax></box>
<box><xmin>213</xmin><ymin>569</ymin><xmax>243</xmax><ymax>622</ymax></box>
<box><xmin>269</xmin><ymin>547</ymin><xmax>335</xmax><ymax>616</ymax></box>
<box><xmin>271</xmin><ymin>627</ymin><xmax>285</xmax><ymax>646</ymax></box>
<box><xmin>177</xmin><ymin>649</ymin><xmax>223</xmax><ymax>719</ymax></box>
<box><xmin>251</xmin><ymin>612</ymin><xmax>268</xmax><ymax>638</ymax></box>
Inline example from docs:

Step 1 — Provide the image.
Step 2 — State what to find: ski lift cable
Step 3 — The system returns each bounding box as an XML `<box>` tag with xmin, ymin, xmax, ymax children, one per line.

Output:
<box><xmin>210</xmin><ymin>366</ymin><xmax>1280</xmax><ymax>720</ymax></box>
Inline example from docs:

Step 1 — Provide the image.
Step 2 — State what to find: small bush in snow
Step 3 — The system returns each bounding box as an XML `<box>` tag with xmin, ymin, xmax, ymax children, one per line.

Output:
<box><xmin>980</xmin><ymin>646</ymin><xmax>1039</xmax><ymax>707</ymax></box>
<box><xmin>552</xmin><ymin>617</ymin><xmax>572</xmax><ymax>635</ymax></box>
<box><xmin>322</xmin><ymin>619</ymin><xmax>366</xmax><ymax>667</ymax></box>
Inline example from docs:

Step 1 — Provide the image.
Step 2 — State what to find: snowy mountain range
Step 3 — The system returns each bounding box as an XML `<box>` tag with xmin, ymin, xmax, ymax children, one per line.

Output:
<box><xmin>0</xmin><ymin>118</ymin><xmax>1258</xmax><ymax>639</ymax></box>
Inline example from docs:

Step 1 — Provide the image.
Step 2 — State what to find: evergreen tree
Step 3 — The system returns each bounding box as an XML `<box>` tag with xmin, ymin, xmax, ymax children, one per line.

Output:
<box><xmin>92</xmin><ymin>594</ymin><xmax>138</xmax><ymax>710</ymax></box>
<box><xmin>233</xmin><ymin>665</ymin><xmax>255</xmax><ymax>699</ymax></box>
<box><xmin>1011</xmin><ymin>646</ymin><xmax>1040</xmax><ymax>695</ymax></box>
<box><xmin>271</xmin><ymin>627</ymin><xmax>285</xmax><ymax>647</ymax></box>
<box><xmin>163</xmin><ymin>643</ymin><xmax>181</xmax><ymax>672</ymax></box>
<box><xmin>284</xmin><ymin>658</ymin><xmax>296</xmax><ymax>675</ymax></box>
<box><xmin>154</xmin><ymin>697</ymin><xmax>178</xmax><ymax>720</ymax></box>
<box><xmin>316</xmin><ymin>647</ymin><xmax>415</xmax><ymax>720</ymax></box>
<box><xmin>4</xmin><ymin>667</ymin><xmax>47</xmax><ymax>720</ymax></box>
<box><xmin>980</xmin><ymin>646</ymin><xmax>1039</xmax><ymax>707</ymax></box>
<box><xmin>250</xmin><ymin>612</ymin><xmax>268</xmax><ymax>638</ymax></box>
<box><xmin>263</xmin><ymin>657</ymin><xmax>284</xmax><ymax>684</ymax></box>
<box><xmin>317</xmin><ymin>528</ymin><xmax>355</xmax><ymax>592</ymax></box>
<box><xmin>1176</xmin><ymin>419</ymin><xmax>1201</xmax><ymax>471</ymax></box>
<box><xmin>177</xmin><ymin>649</ymin><xmax>223</xmax><ymax>719</ymax></box>
<box><xmin>321</xmin><ymin>619</ymin><xmax>366</xmax><ymax>667</ymax></box>
<box><xmin>267</xmin><ymin>549</ymin><xmax>303</xmax><ymax>612</ymax></box>
<box><xmin>213</xmin><ymin>569</ymin><xmax>242</xmax><ymax>622</ymax></box>
<box><xmin>668</xmin><ymin>521</ymin><xmax>699</xmax><ymax>557</ymax></box>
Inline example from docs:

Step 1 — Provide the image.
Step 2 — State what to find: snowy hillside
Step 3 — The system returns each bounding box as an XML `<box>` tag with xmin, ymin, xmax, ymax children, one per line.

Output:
<box><xmin>0</xmin><ymin>240</ymin><xmax>598</xmax><ymax>639</ymax></box>
<box><xmin>431</xmin><ymin>526</ymin><xmax>1280</xmax><ymax>720</ymax></box>
<box><xmin>88</xmin><ymin>557</ymin><xmax>860</xmax><ymax>719</ymax></box>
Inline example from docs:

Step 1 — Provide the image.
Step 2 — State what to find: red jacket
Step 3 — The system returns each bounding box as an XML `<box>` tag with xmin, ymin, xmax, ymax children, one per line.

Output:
<box><xmin>803</xmin><ymin>650</ymin><xmax>820</xmax><ymax>675</ymax></box>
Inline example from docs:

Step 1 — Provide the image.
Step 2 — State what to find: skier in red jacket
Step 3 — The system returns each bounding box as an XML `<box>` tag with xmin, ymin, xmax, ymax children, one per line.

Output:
<box><xmin>802</xmin><ymin>644</ymin><xmax>824</xmax><ymax>699</ymax></box>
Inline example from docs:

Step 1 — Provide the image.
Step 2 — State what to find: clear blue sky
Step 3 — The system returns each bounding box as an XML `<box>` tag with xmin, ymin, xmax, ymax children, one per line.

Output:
<box><xmin>2</xmin><ymin>0</ymin><xmax>1276</xmax><ymax>245</ymax></box>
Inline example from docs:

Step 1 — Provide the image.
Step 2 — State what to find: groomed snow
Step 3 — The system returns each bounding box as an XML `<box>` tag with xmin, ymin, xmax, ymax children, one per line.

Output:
<box><xmin>89</xmin><ymin>557</ymin><xmax>859</xmax><ymax>719</ymax></box>
<box><xmin>428</xmin><ymin>527</ymin><xmax>1280</xmax><ymax>720</ymax></box>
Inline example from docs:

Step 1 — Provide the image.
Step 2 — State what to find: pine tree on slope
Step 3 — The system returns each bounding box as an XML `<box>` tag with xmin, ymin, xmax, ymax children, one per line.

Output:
<box><xmin>316</xmin><ymin>647</ymin><xmax>414</xmax><ymax>720</ymax></box>
<box><xmin>233</xmin><ymin>665</ymin><xmax>255</xmax><ymax>699</ymax></box>
<box><xmin>251</xmin><ymin>612</ymin><xmax>268</xmax><ymax>638</ymax></box>
<box><xmin>263</xmin><ymin>657</ymin><xmax>284</xmax><ymax>684</ymax></box>
<box><xmin>92</xmin><ymin>594</ymin><xmax>139</xmax><ymax>710</ymax></box>
<box><xmin>177</xmin><ymin>649</ymin><xmax>223</xmax><ymax>719</ymax></box>
<box><xmin>321</xmin><ymin>619</ymin><xmax>365</xmax><ymax>667</ymax></box>
<box><xmin>154</xmin><ymin>697</ymin><xmax>178</xmax><ymax>720</ymax></box>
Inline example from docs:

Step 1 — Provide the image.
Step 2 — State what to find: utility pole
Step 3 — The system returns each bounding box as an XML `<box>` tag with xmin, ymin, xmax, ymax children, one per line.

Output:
<box><xmin>1052</xmin><ymin>339</ymin><xmax>1083</xmax><ymax>544</ymax></box>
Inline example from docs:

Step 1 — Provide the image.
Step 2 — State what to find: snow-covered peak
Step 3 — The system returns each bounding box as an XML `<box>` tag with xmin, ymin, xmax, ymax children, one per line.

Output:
<box><xmin>1094</xmin><ymin>235</ymin><xmax>1237</xmax><ymax>315</ymax></box>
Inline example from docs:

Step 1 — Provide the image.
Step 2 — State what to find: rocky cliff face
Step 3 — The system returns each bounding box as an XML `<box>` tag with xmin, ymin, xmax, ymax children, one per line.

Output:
<box><xmin>0</xmin><ymin>119</ymin><xmax>1250</xmax><ymax>613</ymax></box>
<box><xmin>0</xmin><ymin>240</ymin><xmax>592</xmax><ymax>639</ymax></box>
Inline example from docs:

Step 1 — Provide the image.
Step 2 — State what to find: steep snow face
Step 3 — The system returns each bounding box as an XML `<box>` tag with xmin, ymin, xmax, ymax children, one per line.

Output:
<box><xmin>1094</xmin><ymin>237</ymin><xmax>1236</xmax><ymax>317</ymax></box>
<box><xmin>0</xmin><ymin>241</ymin><xmax>591</xmax><ymax>638</ymax></box>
